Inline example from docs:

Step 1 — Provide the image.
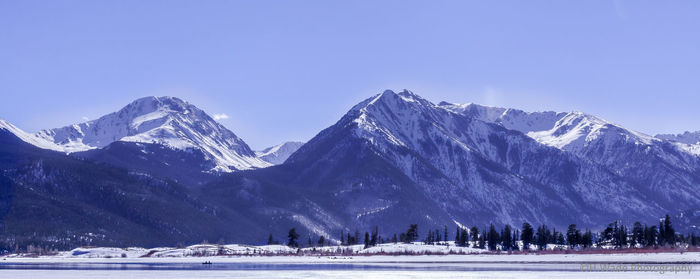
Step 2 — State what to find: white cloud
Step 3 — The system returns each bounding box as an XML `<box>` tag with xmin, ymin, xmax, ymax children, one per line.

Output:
<box><xmin>82</xmin><ymin>116</ymin><xmax>89</xmax><ymax>121</ymax></box>
<box><xmin>213</xmin><ymin>113</ymin><xmax>229</xmax><ymax>121</ymax></box>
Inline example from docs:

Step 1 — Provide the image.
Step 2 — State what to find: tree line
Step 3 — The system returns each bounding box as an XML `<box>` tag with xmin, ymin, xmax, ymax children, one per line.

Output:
<box><xmin>269</xmin><ymin>214</ymin><xmax>698</xmax><ymax>251</ymax></box>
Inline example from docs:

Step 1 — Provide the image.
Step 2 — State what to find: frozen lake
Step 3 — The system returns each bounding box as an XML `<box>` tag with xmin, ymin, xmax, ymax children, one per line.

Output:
<box><xmin>1</xmin><ymin>261</ymin><xmax>697</xmax><ymax>278</ymax></box>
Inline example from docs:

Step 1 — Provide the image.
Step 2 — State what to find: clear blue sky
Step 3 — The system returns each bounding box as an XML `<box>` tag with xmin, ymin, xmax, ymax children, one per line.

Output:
<box><xmin>1</xmin><ymin>0</ymin><xmax>699</xmax><ymax>149</ymax></box>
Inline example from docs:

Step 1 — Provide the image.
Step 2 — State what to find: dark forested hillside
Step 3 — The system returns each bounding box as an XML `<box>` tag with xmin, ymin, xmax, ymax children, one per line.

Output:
<box><xmin>0</xmin><ymin>130</ymin><xmax>265</xmax><ymax>251</ymax></box>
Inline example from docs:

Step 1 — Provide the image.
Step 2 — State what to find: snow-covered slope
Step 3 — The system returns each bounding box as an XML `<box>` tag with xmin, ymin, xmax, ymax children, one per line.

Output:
<box><xmin>438</xmin><ymin>102</ymin><xmax>565</xmax><ymax>135</ymax></box>
<box><xmin>0</xmin><ymin>118</ymin><xmax>67</xmax><ymax>152</ymax></box>
<box><xmin>256</xmin><ymin>141</ymin><xmax>304</xmax><ymax>165</ymax></box>
<box><xmin>441</xmin><ymin>101</ymin><xmax>700</xmax><ymax>206</ymax></box>
<box><xmin>657</xmin><ymin>131</ymin><xmax>700</xmax><ymax>156</ymax></box>
<box><xmin>525</xmin><ymin>112</ymin><xmax>658</xmax><ymax>153</ymax></box>
<box><xmin>35</xmin><ymin>96</ymin><xmax>270</xmax><ymax>172</ymax></box>
<box><xmin>439</xmin><ymin>103</ymin><xmax>659</xmax><ymax>153</ymax></box>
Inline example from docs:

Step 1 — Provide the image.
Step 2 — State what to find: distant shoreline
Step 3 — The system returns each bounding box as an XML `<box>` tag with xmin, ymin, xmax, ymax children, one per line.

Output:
<box><xmin>3</xmin><ymin>252</ymin><xmax>699</xmax><ymax>265</ymax></box>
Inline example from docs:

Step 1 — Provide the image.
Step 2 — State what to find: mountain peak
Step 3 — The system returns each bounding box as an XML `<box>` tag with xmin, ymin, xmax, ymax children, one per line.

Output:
<box><xmin>367</xmin><ymin>89</ymin><xmax>435</xmax><ymax>109</ymax></box>
<box><xmin>255</xmin><ymin>141</ymin><xmax>305</xmax><ymax>165</ymax></box>
<box><xmin>134</xmin><ymin>96</ymin><xmax>188</xmax><ymax>107</ymax></box>
<box><xmin>396</xmin><ymin>88</ymin><xmax>415</xmax><ymax>96</ymax></box>
<box><xmin>34</xmin><ymin>96</ymin><xmax>270</xmax><ymax>172</ymax></box>
<box><xmin>121</xmin><ymin>96</ymin><xmax>195</xmax><ymax>119</ymax></box>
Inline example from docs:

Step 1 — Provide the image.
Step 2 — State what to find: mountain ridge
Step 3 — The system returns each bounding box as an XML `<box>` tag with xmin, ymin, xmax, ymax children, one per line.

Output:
<box><xmin>1</xmin><ymin>90</ymin><xmax>698</xmax><ymax>249</ymax></box>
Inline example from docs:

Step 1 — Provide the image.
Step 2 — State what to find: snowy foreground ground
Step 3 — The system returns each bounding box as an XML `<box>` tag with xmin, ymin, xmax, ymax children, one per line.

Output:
<box><xmin>1</xmin><ymin>243</ymin><xmax>698</xmax><ymax>278</ymax></box>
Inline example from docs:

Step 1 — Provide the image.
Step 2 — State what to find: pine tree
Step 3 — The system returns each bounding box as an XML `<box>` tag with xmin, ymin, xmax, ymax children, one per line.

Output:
<box><xmin>478</xmin><ymin>231</ymin><xmax>486</xmax><ymax>249</ymax></box>
<box><xmin>287</xmin><ymin>228</ymin><xmax>300</xmax><ymax>247</ymax></box>
<box><xmin>500</xmin><ymin>228</ymin><xmax>506</xmax><ymax>250</ymax></box>
<box><xmin>557</xmin><ymin>232</ymin><xmax>565</xmax><ymax>245</ymax></box>
<box><xmin>355</xmin><ymin>229</ymin><xmax>360</xmax><ymax>246</ymax></box>
<box><xmin>582</xmin><ymin>229</ymin><xmax>593</xmax><ymax>248</ymax></box>
<box><xmin>632</xmin><ymin>222</ymin><xmax>643</xmax><ymax>248</ymax></box>
<box><xmin>646</xmin><ymin>225</ymin><xmax>658</xmax><ymax>247</ymax></box>
<box><xmin>406</xmin><ymin>224</ymin><xmax>419</xmax><ymax>243</ymax></box>
<box><xmin>642</xmin><ymin>224</ymin><xmax>653</xmax><ymax>247</ymax></box>
<box><xmin>603</xmin><ymin>223</ymin><xmax>614</xmax><ymax>245</ymax></box>
<box><xmin>611</xmin><ymin>221</ymin><xmax>621</xmax><ymax>248</ymax></box>
<box><xmin>364</xmin><ymin>232</ymin><xmax>370</xmax><ymax>249</ymax></box>
<box><xmin>340</xmin><ymin>232</ymin><xmax>345</xmax><ymax>246</ymax></box>
<box><xmin>455</xmin><ymin>228</ymin><xmax>461</xmax><ymax>244</ymax></box>
<box><xmin>658</xmin><ymin>220</ymin><xmax>666</xmax><ymax>246</ymax></box>
<box><xmin>317</xmin><ymin>236</ymin><xmax>325</xmax><ymax>247</ymax></box>
<box><xmin>444</xmin><ymin>225</ymin><xmax>449</xmax><ymax>245</ymax></box>
<box><xmin>392</xmin><ymin>233</ymin><xmax>398</xmax><ymax>244</ymax></box>
<box><xmin>503</xmin><ymin>225</ymin><xmax>513</xmax><ymax>251</ymax></box>
<box><xmin>268</xmin><ymin>233</ymin><xmax>275</xmax><ymax>245</ymax></box>
<box><xmin>487</xmin><ymin>224</ymin><xmax>499</xmax><ymax>251</ymax></box>
<box><xmin>459</xmin><ymin>228</ymin><xmax>468</xmax><ymax>247</ymax></box>
<box><xmin>370</xmin><ymin>226</ymin><xmax>378</xmax><ymax>247</ymax></box>
<box><xmin>536</xmin><ymin>225</ymin><xmax>548</xmax><ymax>250</ymax></box>
<box><xmin>618</xmin><ymin>225</ymin><xmax>628</xmax><ymax>248</ymax></box>
<box><xmin>521</xmin><ymin>223</ymin><xmax>534</xmax><ymax>250</ymax></box>
<box><xmin>643</xmin><ymin>225</ymin><xmax>649</xmax><ymax>247</ymax></box>
<box><xmin>552</xmin><ymin>227</ymin><xmax>564</xmax><ymax>245</ymax></box>
<box><xmin>470</xmin><ymin>227</ymin><xmax>479</xmax><ymax>248</ymax></box>
<box><xmin>664</xmin><ymin>214</ymin><xmax>675</xmax><ymax>246</ymax></box>
<box><xmin>566</xmin><ymin>224</ymin><xmax>579</xmax><ymax>249</ymax></box>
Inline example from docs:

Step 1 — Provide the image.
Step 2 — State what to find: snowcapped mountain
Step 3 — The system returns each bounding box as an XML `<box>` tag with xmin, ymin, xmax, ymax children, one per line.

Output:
<box><xmin>33</xmin><ymin>96</ymin><xmax>270</xmax><ymax>172</ymax></box>
<box><xmin>441</xmin><ymin>102</ymin><xmax>700</xmax><ymax>206</ymax></box>
<box><xmin>2</xmin><ymin>90</ymin><xmax>699</xmax><ymax>248</ymax></box>
<box><xmin>439</xmin><ymin>101</ymin><xmax>700</xmax><ymax>166</ymax></box>
<box><xmin>256</xmin><ymin>141</ymin><xmax>304</xmax><ymax>165</ymax></box>
<box><xmin>270</xmin><ymin>89</ymin><xmax>693</xmax><ymax>236</ymax></box>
